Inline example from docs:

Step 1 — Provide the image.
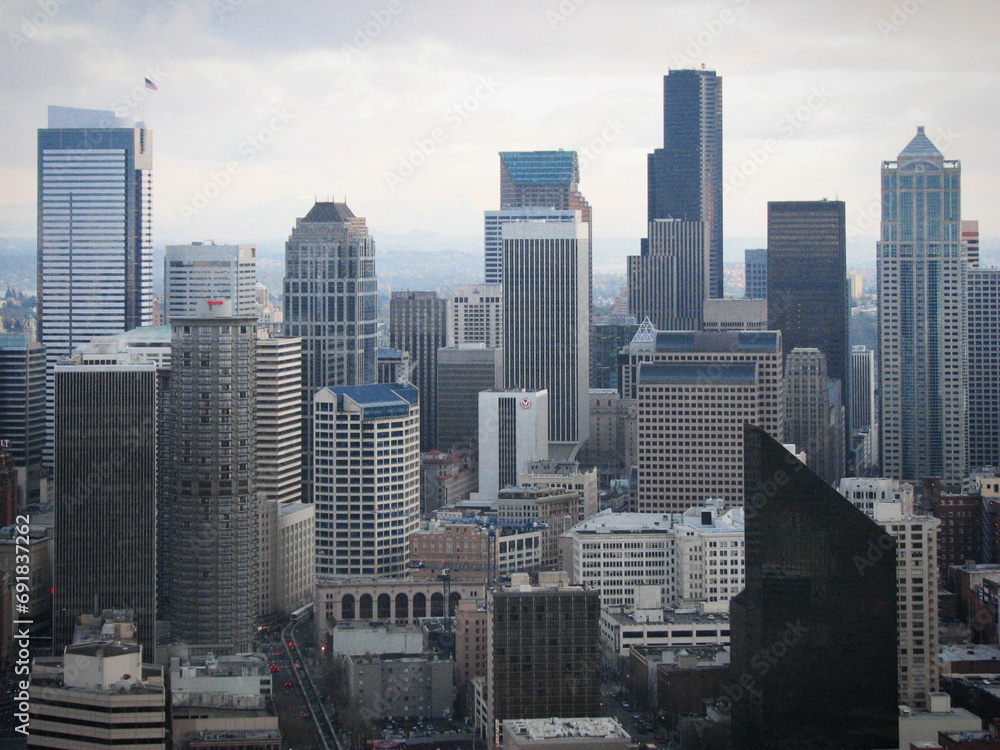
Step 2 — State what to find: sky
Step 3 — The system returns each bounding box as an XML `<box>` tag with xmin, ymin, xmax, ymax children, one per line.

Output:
<box><xmin>1</xmin><ymin>0</ymin><xmax>998</xmax><ymax>265</ymax></box>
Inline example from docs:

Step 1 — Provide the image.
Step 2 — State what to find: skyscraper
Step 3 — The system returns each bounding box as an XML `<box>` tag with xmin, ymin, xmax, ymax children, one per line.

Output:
<box><xmin>766</xmin><ymin>200</ymin><xmax>848</xmax><ymax>404</ymax></box>
<box><xmin>647</xmin><ymin>69</ymin><xmax>722</xmax><ymax>299</ymax></box>
<box><xmin>450</xmin><ymin>283</ymin><xmax>503</xmax><ymax>348</ymax></box>
<box><xmin>53</xmin><ymin>357</ymin><xmax>157</xmax><ymax>657</ymax></box>
<box><xmin>162</xmin><ymin>300</ymin><xmax>258</xmax><ymax>651</ymax></box>
<box><xmin>313</xmin><ymin>383</ymin><xmax>420</xmax><ymax>577</ymax></box>
<box><xmin>0</xmin><ymin>333</ymin><xmax>46</xmax><ymax>506</ymax></box>
<box><xmin>620</xmin><ymin>328</ymin><xmax>785</xmax><ymax>503</ymax></box>
<box><xmin>164</xmin><ymin>242</ymin><xmax>257</xmax><ymax>323</ymax></box>
<box><xmin>744</xmin><ymin>248</ymin><xmax>767</xmax><ymax>300</ymax></box>
<box><xmin>968</xmin><ymin>268</ymin><xmax>1000</xmax><ymax>472</ymax></box>
<box><xmin>487</xmin><ymin>580</ymin><xmax>601</xmax><ymax>737</ymax></box>
<box><xmin>498</xmin><ymin>152</ymin><xmax>591</xmax><ymax>220</ymax></box>
<box><xmin>37</xmin><ymin>106</ymin><xmax>153</xmax><ymax>464</ymax></box>
<box><xmin>502</xmin><ymin>219</ymin><xmax>590</xmax><ymax>458</ymax></box>
<box><xmin>877</xmin><ymin>127</ymin><xmax>966</xmax><ymax>483</ymax></box>
<box><xmin>850</xmin><ymin>345</ymin><xmax>879</xmax><ymax>474</ymax></box>
<box><xmin>627</xmin><ymin>218</ymin><xmax>709</xmax><ymax>330</ymax></box>
<box><xmin>731</xmin><ymin>425</ymin><xmax>898</xmax><ymax>749</ymax></box>
<box><xmin>962</xmin><ymin>219</ymin><xmax>980</xmax><ymax>269</ymax></box>
<box><xmin>283</xmin><ymin>201</ymin><xmax>378</xmax><ymax>501</ymax></box>
<box><xmin>784</xmin><ymin>348</ymin><xmax>845</xmax><ymax>485</ymax></box>
<box><xmin>256</xmin><ymin>332</ymin><xmax>302</xmax><ymax>505</ymax></box>
<box><xmin>478</xmin><ymin>389</ymin><xmax>549</xmax><ymax>497</ymax></box>
<box><xmin>389</xmin><ymin>290</ymin><xmax>448</xmax><ymax>451</ymax></box>
<box><xmin>436</xmin><ymin>344</ymin><xmax>502</xmax><ymax>452</ymax></box>
<box><xmin>484</xmin><ymin>208</ymin><xmax>582</xmax><ymax>286</ymax></box>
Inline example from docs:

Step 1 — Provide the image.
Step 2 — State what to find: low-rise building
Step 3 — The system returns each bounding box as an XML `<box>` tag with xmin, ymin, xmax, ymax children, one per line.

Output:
<box><xmin>169</xmin><ymin>653</ymin><xmax>279</xmax><ymax>750</ymax></box>
<box><xmin>347</xmin><ymin>653</ymin><xmax>454</xmax><ymax>720</ymax></box>
<box><xmin>563</xmin><ymin>509</ymin><xmax>674</xmax><ymax>609</ymax></box>
<box><xmin>600</xmin><ymin>607</ymin><xmax>730</xmax><ymax>665</ymax></box>
<box><xmin>29</xmin><ymin>643</ymin><xmax>166</xmax><ymax>749</ymax></box>
<box><xmin>899</xmin><ymin>692</ymin><xmax>985</xmax><ymax>749</ymax></box>
<box><xmin>315</xmin><ymin>576</ymin><xmax>486</xmax><ymax>649</ymax></box>
<box><xmin>501</xmin><ymin>717</ymin><xmax>632</xmax><ymax>749</ymax></box>
<box><xmin>520</xmin><ymin>460</ymin><xmax>599</xmax><ymax>522</ymax></box>
<box><xmin>331</xmin><ymin>622</ymin><xmax>424</xmax><ymax>656</ymax></box>
<box><xmin>422</xmin><ymin>450</ymin><xmax>478</xmax><ymax>513</ymax></box>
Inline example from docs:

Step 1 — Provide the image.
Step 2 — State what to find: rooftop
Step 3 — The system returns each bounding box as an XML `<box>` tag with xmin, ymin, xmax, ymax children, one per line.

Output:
<box><xmin>638</xmin><ymin>361</ymin><xmax>757</xmax><ymax>385</ymax></box>
<box><xmin>504</xmin><ymin>716</ymin><xmax>628</xmax><ymax>740</ymax></box>
<box><xmin>567</xmin><ymin>508</ymin><xmax>674</xmax><ymax>534</ymax></box>
<box><xmin>500</xmin><ymin>150</ymin><xmax>579</xmax><ymax>186</ymax></box>
<box><xmin>898</xmin><ymin>126</ymin><xmax>943</xmax><ymax>160</ymax></box>
<box><xmin>301</xmin><ymin>201</ymin><xmax>356</xmax><ymax>223</ymax></box>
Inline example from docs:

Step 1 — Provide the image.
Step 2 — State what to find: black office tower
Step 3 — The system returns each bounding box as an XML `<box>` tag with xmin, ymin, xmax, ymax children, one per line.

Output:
<box><xmin>54</xmin><ymin>362</ymin><xmax>158</xmax><ymax>657</ymax></box>
<box><xmin>766</xmin><ymin>200</ymin><xmax>848</xmax><ymax>402</ymax></box>
<box><xmin>730</xmin><ymin>425</ymin><xmax>898</xmax><ymax>749</ymax></box>
<box><xmin>647</xmin><ymin>69</ymin><xmax>722</xmax><ymax>299</ymax></box>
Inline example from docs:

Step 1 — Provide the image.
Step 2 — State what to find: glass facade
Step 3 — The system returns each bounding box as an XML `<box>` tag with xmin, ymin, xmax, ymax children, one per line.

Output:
<box><xmin>647</xmin><ymin>70</ymin><xmax>723</xmax><ymax>299</ymax></box>
<box><xmin>877</xmin><ymin>127</ymin><xmax>965</xmax><ymax>482</ymax></box>
<box><xmin>37</xmin><ymin>107</ymin><xmax>153</xmax><ymax>465</ymax></box>
<box><xmin>731</xmin><ymin>425</ymin><xmax>898</xmax><ymax>749</ymax></box>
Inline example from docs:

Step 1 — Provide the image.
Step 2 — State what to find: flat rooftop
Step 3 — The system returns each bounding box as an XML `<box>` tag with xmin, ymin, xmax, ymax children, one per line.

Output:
<box><xmin>504</xmin><ymin>716</ymin><xmax>629</xmax><ymax>740</ymax></box>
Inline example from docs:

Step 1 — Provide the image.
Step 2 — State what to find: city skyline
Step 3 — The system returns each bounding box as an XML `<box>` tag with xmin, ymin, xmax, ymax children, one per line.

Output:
<box><xmin>0</xmin><ymin>0</ymin><xmax>997</xmax><ymax>262</ymax></box>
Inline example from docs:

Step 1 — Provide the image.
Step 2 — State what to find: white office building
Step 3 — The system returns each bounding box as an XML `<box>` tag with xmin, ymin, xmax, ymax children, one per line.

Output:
<box><xmin>164</xmin><ymin>242</ymin><xmax>257</xmax><ymax>323</ymax></box>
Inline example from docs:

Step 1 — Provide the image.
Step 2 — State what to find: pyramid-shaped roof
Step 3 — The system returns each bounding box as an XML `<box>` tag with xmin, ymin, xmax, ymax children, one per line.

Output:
<box><xmin>630</xmin><ymin>317</ymin><xmax>657</xmax><ymax>345</ymax></box>
<box><xmin>898</xmin><ymin>126</ymin><xmax>942</xmax><ymax>160</ymax></box>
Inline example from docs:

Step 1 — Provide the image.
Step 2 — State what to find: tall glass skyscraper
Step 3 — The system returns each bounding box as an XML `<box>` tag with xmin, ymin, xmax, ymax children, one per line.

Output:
<box><xmin>647</xmin><ymin>69</ymin><xmax>723</xmax><ymax>299</ymax></box>
<box><xmin>877</xmin><ymin>127</ymin><xmax>966</xmax><ymax>482</ymax></box>
<box><xmin>766</xmin><ymin>200</ymin><xmax>848</xmax><ymax>449</ymax></box>
<box><xmin>37</xmin><ymin>106</ymin><xmax>153</xmax><ymax>464</ymax></box>
<box><xmin>283</xmin><ymin>201</ymin><xmax>378</xmax><ymax>501</ymax></box>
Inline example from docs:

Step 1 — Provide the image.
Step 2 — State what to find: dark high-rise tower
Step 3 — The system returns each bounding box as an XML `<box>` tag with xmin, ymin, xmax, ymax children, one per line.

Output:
<box><xmin>283</xmin><ymin>201</ymin><xmax>377</xmax><ymax>500</ymax></box>
<box><xmin>389</xmin><ymin>290</ymin><xmax>448</xmax><ymax>451</ymax></box>
<box><xmin>163</xmin><ymin>300</ymin><xmax>258</xmax><ymax>651</ymax></box>
<box><xmin>487</xmin><ymin>583</ymin><xmax>601</xmax><ymax>734</ymax></box>
<box><xmin>53</xmin><ymin>358</ymin><xmax>157</xmax><ymax>657</ymax></box>
<box><xmin>766</xmin><ymin>200</ymin><xmax>848</xmax><ymax>395</ymax></box>
<box><xmin>647</xmin><ymin>70</ymin><xmax>722</xmax><ymax>299</ymax></box>
<box><xmin>730</xmin><ymin>424</ymin><xmax>898</xmax><ymax>749</ymax></box>
<box><xmin>0</xmin><ymin>334</ymin><xmax>46</xmax><ymax>506</ymax></box>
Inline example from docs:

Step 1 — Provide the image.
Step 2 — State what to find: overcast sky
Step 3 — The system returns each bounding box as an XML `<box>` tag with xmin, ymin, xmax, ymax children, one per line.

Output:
<box><xmin>1</xmin><ymin>0</ymin><xmax>997</xmax><ymax>263</ymax></box>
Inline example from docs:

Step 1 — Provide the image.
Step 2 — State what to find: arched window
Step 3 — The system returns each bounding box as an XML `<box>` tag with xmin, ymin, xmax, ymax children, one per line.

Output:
<box><xmin>430</xmin><ymin>592</ymin><xmax>444</xmax><ymax>617</ymax></box>
<box><xmin>377</xmin><ymin>593</ymin><xmax>391</xmax><ymax>620</ymax></box>
<box><xmin>359</xmin><ymin>593</ymin><xmax>373</xmax><ymax>620</ymax></box>
<box><xmin>413</xmin><ymin>592</ymin><xmax>427</xmax><ymax>619</ymax></box>
<box><xmin>341</xmin><ymin>594</ymin><xmax>355</xmax><ymax>620</ymax></box>
<box><xmin>395</xmin><ymin>593</ymin><xmax>409</xmax><ymax>622</ymax></box>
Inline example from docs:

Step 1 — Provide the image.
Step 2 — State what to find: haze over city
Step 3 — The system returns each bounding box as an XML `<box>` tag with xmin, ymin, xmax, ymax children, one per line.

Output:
<box><xmin>1</xmin><ymin>0</ymin><xmax>998</xmax><ymax>264</ymax></box>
